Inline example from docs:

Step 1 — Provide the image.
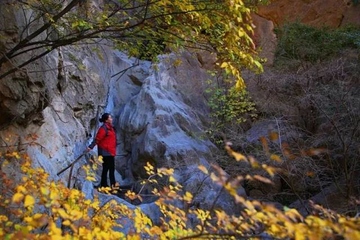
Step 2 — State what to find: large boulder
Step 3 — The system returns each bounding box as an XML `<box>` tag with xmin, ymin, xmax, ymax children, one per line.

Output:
<box><xmin>118</xmin><ymin>52</ymin><xmax>216</xmax><ymax>181</ymax></box>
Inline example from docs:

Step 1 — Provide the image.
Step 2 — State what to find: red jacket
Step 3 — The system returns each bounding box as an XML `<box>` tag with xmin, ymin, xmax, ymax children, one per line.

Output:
<box><xmin>89</xmin><ymin>123</ymin><xmax>116</xmax><ymax>156</ymax></box>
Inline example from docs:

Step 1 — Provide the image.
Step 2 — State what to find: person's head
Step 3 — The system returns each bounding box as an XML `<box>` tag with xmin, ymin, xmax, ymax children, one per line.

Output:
<box><xmin>99</xmin><ymin>113</ymin><xmax>112</xmax><ymax>124</ymax></box>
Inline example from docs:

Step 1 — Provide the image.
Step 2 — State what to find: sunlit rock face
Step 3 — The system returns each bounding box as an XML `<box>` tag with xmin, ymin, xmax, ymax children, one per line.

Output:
<box><xmin>252</xmin><ymin>14</ymin><xmax>277</xmax><ymax>66</ymax></box>
<box><xmin>258</xmin><ymin>0</ymin><xmax>360</xmax><ymax>28</ymax></box>
<box><xmin>251</xmin><ymin>0</ymin><xmax>360</xmax><ymax>66</ymax></box>
<box><xmin>118</xmin><ymin>52</ymin><xmax>216</xmax><ymax>180</ymax></box>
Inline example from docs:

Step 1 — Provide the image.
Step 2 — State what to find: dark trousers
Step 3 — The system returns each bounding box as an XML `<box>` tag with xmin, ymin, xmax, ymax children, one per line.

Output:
<box><xmin>101</xmin><ymin>155</ymin><xmax>115</xmax><ymax>187</ymax></box>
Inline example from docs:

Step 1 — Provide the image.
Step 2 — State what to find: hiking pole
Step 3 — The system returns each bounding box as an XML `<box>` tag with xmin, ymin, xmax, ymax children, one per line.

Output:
<box><xmin>57</xmin><ymin>151</ymin><xmax>86</xmax><ymax>176</ymax></box>
<box><xmin>57</xmin><ymin>152</ymin><xmax>128</xmax><ymax>176</ymax></box>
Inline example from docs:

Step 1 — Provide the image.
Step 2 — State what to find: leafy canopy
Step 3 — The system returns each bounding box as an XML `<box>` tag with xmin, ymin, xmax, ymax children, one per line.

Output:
<box><xmin>1</xmin><ymin>0</ymin><xmax>263</xmax><ymax>88</ymax></box>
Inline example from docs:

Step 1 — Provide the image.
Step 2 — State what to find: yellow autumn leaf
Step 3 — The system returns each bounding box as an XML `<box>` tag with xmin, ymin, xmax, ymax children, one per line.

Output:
<box><xmin>235</xmin><ymin>78</ymin><xmax>245</xmax><ymax>91</ymax></box>
<box><xmin>225</xmin><ymin>145</ymin><xmax>247</xmax><ymax>161</ymax></box>
<box><xmin>127</xmin><ymin>234</ymin><xmax>141</xmax><ymax>240</ymax></box>
<box><xmin>306</xmin><ymin>171</ymin><xmax>316</xmax><ymax>177</ymax></box>
<box><xmin>238</xmin><ymin>29</ymin><xmax>244</xmax><ymax>37</ymax></box>
<box><xmin>40</xmin><ymin>187</ymin><xmax>49</xmax><ymax>196</ymax></box>
<box><xmin>232</xmin><ymin>151</ymin><xmax>247</xmax><ymax>162</ymax></box>
<box><xmin>249</xmin><ymin>157</ymin><xmax>260</xmax><ymax>168</ymax></box>
<box><xmin>12</xmin><ymin>193</ymin><xmax>24</xmax><ymax>204</ymax></box>
<box><xmin>215</xmin><ymin>209</ymin><xmax>227</xmax><ymax>222</ymax></box>
<box><xmin>57</xmin><ymin>209</ymin><xmax>69</xmax><ymax>219</ymax></box>
<box><xmin>285</xmin><ymin>208</ymin><xmax>304</xmax><ymax>222</ymax></box>
<box><xmin>261</xmin><ymin>163</ymin><xmax>278</xmax><ymax>177</ymax></box>
<box><xmin>24</xmin><ymin>195</ymin><xmax>35</xmax><ymax>208</ymax></box>
<box><xmin>168</xmin><ymin>176</ymin><xmax>176</xmax><ymax>183</ymax></box>
<box><xmin>198</xmin><ymin>165</ymin><xmax>208</xmax><ymax>174</ymax></box>
<box><xmin>70</xmin><ymin>209</ymin><xmax>83</xmax><ymax>219</ymax></box>
<box><xmin>0</xmin><ymin>215</ymin><xmax>8</xmax><ymax>222</ymax></box>
<box><xmin>253</xmin><ymin>175</ymin><xmax>273</xmax><ymax>184</ymax></box>
<box><xmin>183</xmin><ymin>191</ymin><xmax>193</xmax><ymax>203</ymax></box>
<box><xmin>33</xmin><ymin>213</ymin><xmax>43</xmax><ymax>220</ymax></box>
<box><xmin>269</xmin><ymin>131</ymin><xmax>279</xmax><ymax>141</ymax></box>
<box><xmin>148</xmin><ymin>226</ymin><xmax>163</xmax><ymax>235</ymax></box>
<box><xmin>210</xmin><ymin>172</ymin><xmax>219</xmax><ymax>182</ymax></box>
<box><xmin>62</xmin><ymin>220</ymin><xmax>71</xmax><ymax>226</ymax></box>
<box><xmin>49</xmin><ymin>221</ymin><xmax>62</xmax><ymax>236</ymax></box>
<box><xmin>86</xmin><ymin>176</ymin><xmax>96</xmax><ymax>181</ymax></box>
<box><xmin>62</xmin><ymin>203</ymin><xmax>71</xmax><ymax>211</ymax></box>
<box><xmin>168</xmin><ymin>190</ymin><xmax>177</xmax><ymax>198</ymax></box>
<box><xmin>259</xmin><ymin>136</ymin><xmax>269</xmax><ymax>153</ymax></box>
<box><xmin>164</xmin><ymin>168</ymin><xmax>174</xmax><ymax>175</ymax></box>
<box><xmin>270</xmin><ymin>223</ymin><xmax>282</xmax><ymax>234</ymax></box>
<box><xmin>49</xmin><ymin>189</ymin><xmax>60</xmax><ymax>201</ymax></box>
<box><xmin>220</xmin><ymin>62</ymin><xmax>228</xmax><ymax>68</ymax></box>
<box><xmin>270</xmin><ymin>154</ymin><xmax>282</xmax><ymax>163</ymax></box>
<box><xmin>17</xmin><ymin>185</ymin><xmax>27</xmax><ymax>194</ymax></box>
<box><xmin>24</xmin><ymin>213</ymin><xmax>47</xmax><ymax>228</ymax></box>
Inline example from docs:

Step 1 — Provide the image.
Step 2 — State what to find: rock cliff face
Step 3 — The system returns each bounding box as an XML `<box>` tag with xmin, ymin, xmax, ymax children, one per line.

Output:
<box><xmin>118</xmin><ymin>52</ymin><xmax>215</xmax><ymax>178</ymax></box>
<box><xmin>258</xmin><ymin>0</ymin><xmax>360</xmax><ymax>28</ymax></box>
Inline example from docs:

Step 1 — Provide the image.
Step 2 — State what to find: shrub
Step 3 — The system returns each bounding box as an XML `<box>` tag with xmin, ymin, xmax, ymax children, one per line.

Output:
<box><xmin>274</xmin><ymin>22</ymin><xmax>360</xmax><ymax>68</ymax></box>
<box><xmin>206</xmin><ymin>83</ymin><xmax>257</xmax><ymax>145</ymax></box>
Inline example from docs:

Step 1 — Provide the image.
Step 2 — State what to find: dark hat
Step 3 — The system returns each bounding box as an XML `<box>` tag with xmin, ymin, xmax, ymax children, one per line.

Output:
<box><xmin>99</xmin><ymin>113</ymin><xmax>110</xmax><ymax>123</ymax></box>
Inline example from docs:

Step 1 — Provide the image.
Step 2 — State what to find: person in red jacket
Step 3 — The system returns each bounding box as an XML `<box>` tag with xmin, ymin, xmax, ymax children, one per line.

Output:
<box><xmin>88</xmin><ymin>113</ymin><xmax>117</xmax><ymax>188</ymax></box>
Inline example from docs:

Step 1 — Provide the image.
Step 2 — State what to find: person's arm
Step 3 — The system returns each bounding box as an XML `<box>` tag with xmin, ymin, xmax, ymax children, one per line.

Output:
<box><xmin>87</xmin><ymin>126</ymin><xmax>106</xmax><ymax>151</ymax></box>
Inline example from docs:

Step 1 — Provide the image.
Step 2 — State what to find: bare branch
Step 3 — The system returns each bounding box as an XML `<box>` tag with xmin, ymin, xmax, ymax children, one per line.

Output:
<box><xmin>0</xmin><ymin>0</ymin><xmax>81</xmax><ymax>67</ymax></box>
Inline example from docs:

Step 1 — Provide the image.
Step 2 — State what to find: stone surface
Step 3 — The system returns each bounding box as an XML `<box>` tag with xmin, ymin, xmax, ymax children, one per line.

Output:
<box><xmin>118</xmin><ymin>52</ymin><xmax>216</xmax><ymax>181</ymax></box>
<box><xmin>252</xmin><ymin>14</ymin><xmax>277</xmax><ymax>65</ymax></box>
<box><xmin>252</xmin><ymin>0</ymin><xmax>360</xmax><ymax>66</ymax></box>
<box><xmin>258</xmin><ymin>0</ymin><xmax>360</xmax><ymax>28</ymax></box>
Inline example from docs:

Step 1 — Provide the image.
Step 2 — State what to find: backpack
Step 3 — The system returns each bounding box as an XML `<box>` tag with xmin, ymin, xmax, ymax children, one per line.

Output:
<box><xmin>101</xmin><ymin>124</ymin><xmax>115</xmax><ymax>137</ymax></box>
<box><xmin>101</xmin><ymin>124</ymin><xmax>109</xmax><ymax>137</ymax></box>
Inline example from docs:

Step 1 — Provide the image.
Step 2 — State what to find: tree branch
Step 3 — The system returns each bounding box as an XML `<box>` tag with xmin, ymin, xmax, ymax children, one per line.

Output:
<box><xmin>0</xmin><ymin>0</ymin><xmax>81</xmax><ymax>68</ymax></box>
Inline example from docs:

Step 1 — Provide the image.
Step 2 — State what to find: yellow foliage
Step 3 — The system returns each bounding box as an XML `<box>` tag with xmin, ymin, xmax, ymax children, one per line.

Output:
<box><xmin>1</xmin><ymin>146</ymin><xmax>360</xmax><ymax>239</ymax></box>
<box><xmin>225</xmin><ymin>142</ymin><xmax>247</xmax><ymax>161</ymax></box>
<box><xmin>183</xmin><ymin>191</ymin><xmax>193</xmax><ymax>203</ymax></box>
<box><xmin>5</xmin><ymin>151</ymin><xmax>21</xmax><ymax>159</ymax></box>
<box><xmin>270</xmin><ymin>154</ymin><xmax>282</xmax><ymax>163</ymax></box>
<box><xmin>24</xmin><ymin>195</ymin><xmax>35</xmax><ymax>208</ymax></box>
<box><xmin>134</xmin><ymin>208</ymin><xmax>152</xmax><ymax>233</ymax></box>
<box><xmin>198</xmin><ymin>165</ymin><xmax>209</xmax><ymax>174</ymax></box>
<box><xmin>12</xmin><ymin>193</ymin><xmax>24</xmax><ymax>204</ymax></box>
